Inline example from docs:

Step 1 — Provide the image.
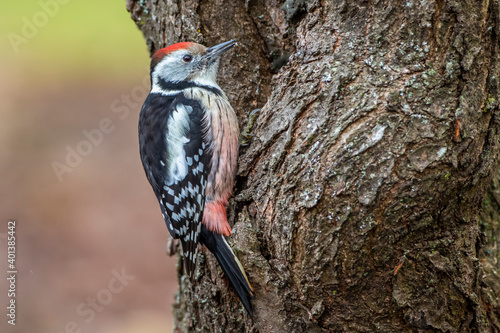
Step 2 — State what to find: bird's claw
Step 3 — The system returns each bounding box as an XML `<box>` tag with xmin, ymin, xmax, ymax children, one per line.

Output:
<box><xmin>166</xmin><ymin>237</ymin><xmax>179</xmax><ymax>256</ymax></box>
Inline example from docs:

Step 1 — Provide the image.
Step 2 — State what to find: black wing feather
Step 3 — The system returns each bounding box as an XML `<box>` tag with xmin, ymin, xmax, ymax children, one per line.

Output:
<box><xmin>139</xmin><ymin>93</ymin><xmax>211</xmax><ymax>277</ymax></box>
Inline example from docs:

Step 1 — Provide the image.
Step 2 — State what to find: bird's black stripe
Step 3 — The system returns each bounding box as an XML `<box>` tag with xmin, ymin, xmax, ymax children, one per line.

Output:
<box><xmin>158</xmin><ymin>78</ymin><xmax>223</xmax><ymax>97</ymax></box>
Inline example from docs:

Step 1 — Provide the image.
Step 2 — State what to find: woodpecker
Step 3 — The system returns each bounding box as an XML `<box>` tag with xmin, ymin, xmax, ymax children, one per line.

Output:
<box><xmin>138</xmin><ymin>40</ymin><xmax>254</xmax><ymax>316</ymax></box>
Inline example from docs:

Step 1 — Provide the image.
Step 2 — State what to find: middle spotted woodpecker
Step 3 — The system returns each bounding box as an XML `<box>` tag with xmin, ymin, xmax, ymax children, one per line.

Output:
<box><xmin>138</xmin><ymin>40</ymin><xmax>254</xmax><ymax>316</ymax></box>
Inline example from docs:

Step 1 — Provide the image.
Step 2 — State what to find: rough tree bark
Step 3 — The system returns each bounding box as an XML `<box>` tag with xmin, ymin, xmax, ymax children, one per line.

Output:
<box><xmin>127</xmin><ymin>1</ymin><xmax>500</xmax><ymax>332</ymax></box>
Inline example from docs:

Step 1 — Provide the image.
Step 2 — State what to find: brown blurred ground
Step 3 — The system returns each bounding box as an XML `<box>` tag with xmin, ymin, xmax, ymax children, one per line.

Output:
<box><xmin>0</xmin><ymin>1</ymin><xmax>177</xmax><ymax>332</ymax></box>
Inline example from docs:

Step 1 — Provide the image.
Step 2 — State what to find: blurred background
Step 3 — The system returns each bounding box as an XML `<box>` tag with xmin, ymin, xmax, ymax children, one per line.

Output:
<box><xmin>0</xmin><ymin>1</ymin><xmax>177</xmax><ymax>332</ymax></box>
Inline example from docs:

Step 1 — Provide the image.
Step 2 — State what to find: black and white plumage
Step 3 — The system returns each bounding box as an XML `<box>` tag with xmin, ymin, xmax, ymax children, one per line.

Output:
<box><xmin>138</xmin><ymin>40</ymin><xmax>254</xmax><ymax>316</ymax></box>
<box><xmin>140</xmin><ymin>93</ymin><xmax>211</xmax><ymax>275</ymax></box>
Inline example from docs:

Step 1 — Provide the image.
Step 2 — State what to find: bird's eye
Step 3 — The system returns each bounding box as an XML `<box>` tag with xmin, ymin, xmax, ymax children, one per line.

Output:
<box><xmin>183</xmin><ymin>54</ymin><xmax>192</xmax><ymax>62</ymax></box>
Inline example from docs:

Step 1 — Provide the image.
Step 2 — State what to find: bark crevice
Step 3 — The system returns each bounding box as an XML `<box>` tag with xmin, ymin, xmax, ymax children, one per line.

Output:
<box><xmin>127</xmin><ymin>0</ymin><xmax>500</xmax><ymax>331</ymax></box>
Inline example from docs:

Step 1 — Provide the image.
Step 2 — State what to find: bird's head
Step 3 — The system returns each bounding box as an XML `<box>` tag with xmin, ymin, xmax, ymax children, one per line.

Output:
<box><xmin>150</xmin><ymin>40</ymin><xmax>237</xmax><ymax>90</ymax></box>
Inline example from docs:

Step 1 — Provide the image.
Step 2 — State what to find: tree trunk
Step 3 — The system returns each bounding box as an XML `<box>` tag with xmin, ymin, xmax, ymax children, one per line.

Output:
<box><xmin>127</xmin><ymin>0</ymin><xmax>500</xmax><ymax>332</ymax></box>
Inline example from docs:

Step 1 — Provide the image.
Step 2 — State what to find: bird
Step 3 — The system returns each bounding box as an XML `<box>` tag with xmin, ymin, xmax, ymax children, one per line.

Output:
<box><xmin>138</xmin><ymin>39</ymin><xmax>254</xmax><ymax>316</ymax></box>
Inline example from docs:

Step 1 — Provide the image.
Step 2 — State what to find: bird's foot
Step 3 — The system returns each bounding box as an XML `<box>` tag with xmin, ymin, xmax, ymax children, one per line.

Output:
<box><xmin>166</xmin><ymin>237</ymin><xmax>179</xmax><ymax>256</ymax></box>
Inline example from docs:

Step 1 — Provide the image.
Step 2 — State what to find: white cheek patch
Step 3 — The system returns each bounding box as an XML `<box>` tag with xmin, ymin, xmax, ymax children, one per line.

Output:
<box><xmin>150</xmin><ymin>52</ymin><xmax>190</xmax><ymax>94</ymax></box>
<box><xmin>164</xmin><ymin>104</ymin><xmax>192</xmax><ymax>185</ymax></box>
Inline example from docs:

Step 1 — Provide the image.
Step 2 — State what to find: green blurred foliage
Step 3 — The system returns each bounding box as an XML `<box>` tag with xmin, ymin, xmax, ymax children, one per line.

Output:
<box><xmin>0</xmin><ymin>0</ymin><xmax>149</xmax><ymax>80</ymax></box>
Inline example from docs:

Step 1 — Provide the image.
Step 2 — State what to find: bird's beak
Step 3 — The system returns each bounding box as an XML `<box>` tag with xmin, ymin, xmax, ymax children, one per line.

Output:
<box><xmin>204</xmin><ymin>39</ymin><xmax>237</xmax><ymax>61</ymax></box>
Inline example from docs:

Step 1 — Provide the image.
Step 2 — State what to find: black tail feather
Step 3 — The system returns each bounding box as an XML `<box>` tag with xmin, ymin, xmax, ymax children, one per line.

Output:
<box><xmin>200</xmin><ymin>225</ymin><xmax>254</xmax><ymax>317</ymax></box>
